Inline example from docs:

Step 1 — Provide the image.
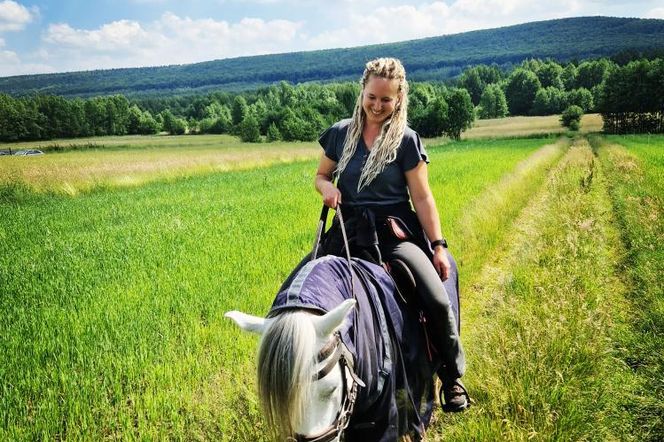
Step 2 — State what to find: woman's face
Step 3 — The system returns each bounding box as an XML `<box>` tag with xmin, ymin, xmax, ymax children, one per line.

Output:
<box><xmin>362</xmin><ymin>75</ymin><xmax>400</xmax><ymax>126</ymax></box>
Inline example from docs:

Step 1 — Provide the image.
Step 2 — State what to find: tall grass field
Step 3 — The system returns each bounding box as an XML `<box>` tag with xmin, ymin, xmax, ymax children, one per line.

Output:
<box><xmin>1</xmin><ymin>130</ymin><xmax>661</xmax><ymax>440</ymax></box>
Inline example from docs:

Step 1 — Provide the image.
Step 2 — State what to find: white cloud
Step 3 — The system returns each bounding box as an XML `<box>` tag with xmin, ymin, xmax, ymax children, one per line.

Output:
<box><xmin>645</xmin><ymin>7</ymin><xmax>664</xmax><ymax>19</ymax></box>
<box><xmin>306</xmin><ymin>0</ymin><xmax>588</xmax><ymax>50</ymax></box>
<box><xmin>0</xmin><ymin>0</ymin><xmax>35</xmax><ymax>32</ymax></box>
<box><xmin>37</xmin><ymin>12</ymin><xmax>303</xmax><ymax>72</ymax></box>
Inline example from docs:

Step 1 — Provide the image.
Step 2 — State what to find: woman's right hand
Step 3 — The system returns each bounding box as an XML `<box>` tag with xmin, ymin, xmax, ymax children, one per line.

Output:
<box><xmin>321</xmin><ymin>182</ymin><xmax>342</xmax><ymax>208</ymax></box>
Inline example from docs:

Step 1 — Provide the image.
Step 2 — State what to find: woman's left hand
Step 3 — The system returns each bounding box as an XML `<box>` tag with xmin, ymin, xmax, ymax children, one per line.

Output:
<box><xmin>433</xmin><ymin>248</ymin><xmax>451</xmax><ymax>281</ymax></box>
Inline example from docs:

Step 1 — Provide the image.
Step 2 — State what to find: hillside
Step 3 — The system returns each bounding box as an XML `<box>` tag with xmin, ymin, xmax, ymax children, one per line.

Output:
<box><xmin>1</xmin><ymin>16</ymin><xmax>663</xmax><ymax>98</ymax></box>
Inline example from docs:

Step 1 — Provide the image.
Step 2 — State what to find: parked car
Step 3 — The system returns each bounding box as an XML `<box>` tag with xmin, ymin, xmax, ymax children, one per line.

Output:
<box><xmin>13</xmin><ymin>149</ymin><xmax>44</xmax><ymax>156</ymax></box>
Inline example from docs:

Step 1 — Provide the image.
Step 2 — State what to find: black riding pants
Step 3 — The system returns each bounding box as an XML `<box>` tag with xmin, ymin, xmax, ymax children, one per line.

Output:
<box><xmin>382</xmin><ymin>240</ymin><xmax>465</xmax><ymax>380</ymax></box>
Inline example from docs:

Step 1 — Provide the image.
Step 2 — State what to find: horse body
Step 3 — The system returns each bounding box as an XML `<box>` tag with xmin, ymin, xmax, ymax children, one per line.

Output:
<box><xmin>226</xmin><ymin>255</ymin><xmax>447</xmax><ymax>441</ymax></box>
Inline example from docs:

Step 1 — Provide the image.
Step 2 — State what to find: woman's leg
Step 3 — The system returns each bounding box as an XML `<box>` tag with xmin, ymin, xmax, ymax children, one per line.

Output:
<box><xmin>383</xmin><ymin>241</ymin><xmax>466</xmax><ymax>380</ymax></box>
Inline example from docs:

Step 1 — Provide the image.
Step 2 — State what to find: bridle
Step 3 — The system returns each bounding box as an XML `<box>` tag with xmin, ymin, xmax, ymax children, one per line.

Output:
<box><xmin>293</xmin><ymin>332</ymin><xmax>365</xmax><ymax>442</ymax></box>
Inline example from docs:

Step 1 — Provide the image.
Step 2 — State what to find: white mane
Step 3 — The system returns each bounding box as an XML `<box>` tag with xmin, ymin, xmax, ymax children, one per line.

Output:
<box><xmin>257</xmin><ymin>310</ymin><xmax>317</xmax><ymax>438</ymax></box>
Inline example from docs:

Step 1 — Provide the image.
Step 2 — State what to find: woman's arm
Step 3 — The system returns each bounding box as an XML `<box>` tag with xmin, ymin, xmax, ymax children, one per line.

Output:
<box><xmin>315</xmin><ymin>153</ymin><xmax>342</xmax><ymax>208</ymax></box>
<box><xmin>405</xmin><ymin>160</ymin><xmax>451</xmax><ymax>280</ymax></box>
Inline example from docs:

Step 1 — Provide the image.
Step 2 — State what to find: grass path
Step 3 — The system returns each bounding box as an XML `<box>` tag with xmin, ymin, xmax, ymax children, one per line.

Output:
<box><xmin>429</xmin><ymin>136</ymin><xmax>661</xmax><ymax>440</ymax></box>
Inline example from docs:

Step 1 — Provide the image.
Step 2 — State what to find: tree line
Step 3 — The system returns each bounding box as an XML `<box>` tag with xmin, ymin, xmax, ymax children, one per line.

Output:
<box><xmin>0</xmin><ymin>56</ymin><xmax>662</xmax><ymax>143</ymax></box>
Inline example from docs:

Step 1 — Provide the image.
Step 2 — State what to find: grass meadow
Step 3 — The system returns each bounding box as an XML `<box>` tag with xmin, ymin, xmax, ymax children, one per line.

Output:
<box><xmin>0</xmin><ymin>120</ymin><xmax>662</xmax><ymax>440</ymax></box>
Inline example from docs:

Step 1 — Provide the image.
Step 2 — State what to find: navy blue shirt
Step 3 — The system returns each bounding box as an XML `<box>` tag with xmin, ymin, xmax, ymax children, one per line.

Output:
<box><xmin>319</xmin><ymin>119</ymin><xmax>429</xmax><ymax>207</ymax></box>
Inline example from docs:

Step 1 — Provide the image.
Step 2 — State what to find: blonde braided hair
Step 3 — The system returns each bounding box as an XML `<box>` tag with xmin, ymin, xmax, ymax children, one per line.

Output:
<box><xmin>336</xmin><ymin>57</ymin><xmax>409</xmax><ymax>191</ymax></box>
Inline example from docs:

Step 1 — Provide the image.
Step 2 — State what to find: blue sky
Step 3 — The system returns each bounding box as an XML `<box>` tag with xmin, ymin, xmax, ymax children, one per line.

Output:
<box><xmin>1</xmin><ymin>0</ymin><xmax>663</xmax><ymax>77</ymax></box>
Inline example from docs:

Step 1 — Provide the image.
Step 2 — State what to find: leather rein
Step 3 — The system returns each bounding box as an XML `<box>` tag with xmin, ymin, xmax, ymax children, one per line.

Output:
<box><xmin>295</xmin><ymin>205</ymin><xmax>364</xmax><ymax>442</ymax></box>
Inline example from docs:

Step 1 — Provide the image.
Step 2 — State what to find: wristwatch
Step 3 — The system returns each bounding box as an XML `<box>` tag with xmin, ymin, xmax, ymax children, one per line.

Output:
<box><xmin>430</xmin><ymin>238</ymin><xmax>448</xmax><ymax>249</ymax></box>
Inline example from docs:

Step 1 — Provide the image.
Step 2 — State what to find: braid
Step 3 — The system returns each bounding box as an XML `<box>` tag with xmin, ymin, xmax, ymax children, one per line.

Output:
<box><xmin>335</xmin><ymin>58</ymin><xmax>409</xmax><ymax>191</ymax></box>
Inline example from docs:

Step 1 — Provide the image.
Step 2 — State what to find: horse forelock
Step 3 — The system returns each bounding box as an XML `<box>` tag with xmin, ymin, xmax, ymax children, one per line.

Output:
<box><xmin>257</xmin><ymin>310</ymin><xmax>317</xmax><ymax>438</ymax></box>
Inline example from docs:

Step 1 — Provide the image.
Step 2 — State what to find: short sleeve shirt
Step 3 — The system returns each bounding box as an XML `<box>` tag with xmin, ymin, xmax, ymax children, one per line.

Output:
<box><xmin>319</xmin><ymin>119</ymin><xmax>429</xmax><ymax>207</ymax></box>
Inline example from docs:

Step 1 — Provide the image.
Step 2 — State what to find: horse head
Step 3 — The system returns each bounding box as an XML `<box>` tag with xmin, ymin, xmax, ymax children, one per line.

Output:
<box><xmin>226</xmin><ymin>299</ymin><xmax>360</xmax><ymax>441</ymax></box>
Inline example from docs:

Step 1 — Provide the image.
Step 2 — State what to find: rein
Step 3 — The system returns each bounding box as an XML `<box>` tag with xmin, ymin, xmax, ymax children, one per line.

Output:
<box><xmin>312</xmin><ymin>204</ymin><xmax>357</xmax><ymax>310</ymax></box>
<box><xmin>296</xmin><ymin>204</ymin><xmax>363</xmax><ymax>442</ymax></box>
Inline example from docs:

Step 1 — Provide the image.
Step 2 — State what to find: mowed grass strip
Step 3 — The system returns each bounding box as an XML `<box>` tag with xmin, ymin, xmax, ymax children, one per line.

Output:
<box><xmin>0</xmin><ymin>137</ymin><xmax>552</xmax><ymax>440</ymax></box>
<box><xmin>431</xmin><ymin>137</ymin><xmax>640</xmax><ymax>440</ymax></box>
<box><xmin>591</xmin><ymin>135</ymin><xmax>664</xmax><ymax>441</ymax></box>
<box><xmin>447</xmin><ymin>138</ymin><xmax>567</xmax><ymax>282</ymax></box>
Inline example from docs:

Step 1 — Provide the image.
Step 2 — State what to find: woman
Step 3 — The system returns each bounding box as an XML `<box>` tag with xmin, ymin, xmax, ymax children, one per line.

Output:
<box><xmin>314</xmin><ymin>57</ymin><xmax>469</xmax><ymax>411</ymax></box>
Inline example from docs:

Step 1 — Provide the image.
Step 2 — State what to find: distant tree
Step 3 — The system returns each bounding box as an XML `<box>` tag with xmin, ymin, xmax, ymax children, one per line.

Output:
<box><xmin>458</xmin><ymin>68</ymin><xmax>484</xmax><ymax>105</ymax></box>
<box><xmin>231</xmin><ymin>95</ymin><xmax>248</xmax><ymax>127</ymax></box>
<box><xmin>332</xmin><ymin>82</ymin><xmax>360</xmax><ymax>116</ymax></box>
<box><xmin>600</xmin><ymin>58</ymin><xmax>664</xmax><ymax>133</ymax></box>
<box><xmin>531</xmin><ymin>87</ymin><xmax>567</xmax><ymax>115</ymax></box>
<box><xmin>239</xmin><ymin>114</ymin><xmax>261</xmax><ymax>142</ymax></box>
<box><xmin>561</xmin><ymin>63</ymin><xmax>578</xmax><ymax>90</ymax></box>
<box><xmin>138</xmin><ymin>111</ymin><xmax>160</xmax><ymax>135</ymax></box>
<box><xmin>413</xmin><ymin>96</ymin><xmax>448</xmax><ymax>137</ymax></box>
<box><xmin>505</xmin><ymin>68</ymin><xmax>541</xmax><ymax>115</ymax></box>
<box><xmin>127</xmin><ymin>105</ymin><xmax>144</xmax><ymax>134</ymax></box>
<box><xmin>161</xmin><ymin>109</ymin><xmax>187</xmax><ymax>135</ymax></box>
<box><xmin>536</xmin><ymin>61</ymin><xmax>564</xmax><ymax>89</ymax></box>
<box><xmin>444</xmin><ymin>88</ymin><xmax>474</xmax><ymax>140</ymax></box>
<box><xmin>566</xmin><ymin>88</ymin><xmax>594</xmax><ymax>112</ymax></box>
<box><xmin>478</xmin><ymin>84</ymin><xmax>508</xmax><ymax>119</ymax></box>
<box><xmin>560</xmin><ymin>105</ymin><xmax>583</xmax><ymax>131</ymax></box>
<box><xmin>266</xmin><ymin>122</ymin><xmax>282</xmax><ymax>142</ymax></box>
<box><xmin>576</xmin><ymin>59</ymin><xmax>615</xmax><ymax>90</ymax></box>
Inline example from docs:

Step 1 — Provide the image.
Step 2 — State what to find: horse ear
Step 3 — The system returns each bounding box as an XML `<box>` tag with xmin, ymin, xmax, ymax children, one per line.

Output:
<box><xmin>312</xmin><ymin>299</ymin><xmax>356</xmax><ymax>338</ymax></box>
<box><xmin>225</xmin><ymin>310</ymin><xmax>272</xmax><ymax>335</ymax></box>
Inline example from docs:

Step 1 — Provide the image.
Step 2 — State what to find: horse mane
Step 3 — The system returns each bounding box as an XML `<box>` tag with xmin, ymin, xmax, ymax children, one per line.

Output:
<box><xmin>257</xmin><ymin>310</ymin><xmax>317</xmax><ymax>438</ymax></box>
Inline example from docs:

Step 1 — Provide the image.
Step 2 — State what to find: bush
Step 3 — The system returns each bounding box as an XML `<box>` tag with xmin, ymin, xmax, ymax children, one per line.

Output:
<box><xmin>560</xmin><ymin>105</ymin><xmax>584</xmax><ymax>131</ymax></box>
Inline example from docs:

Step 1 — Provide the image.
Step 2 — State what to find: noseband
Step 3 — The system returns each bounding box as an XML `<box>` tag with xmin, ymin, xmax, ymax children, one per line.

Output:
<box><xmin>294</xmin><ymin>332</ymin><xmax>365</xmax><ymax>442</ymax></box>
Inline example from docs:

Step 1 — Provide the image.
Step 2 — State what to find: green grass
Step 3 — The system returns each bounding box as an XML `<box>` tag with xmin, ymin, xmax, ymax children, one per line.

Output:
<box><xmin>591</xmin><ymin>134</ymin><xmax>664</xmax><ymax>440</ymax></box>
<box><xmin>1</xmin><ymin>134</ymin><xmax>662</xmax><ymax>440</ymax></box>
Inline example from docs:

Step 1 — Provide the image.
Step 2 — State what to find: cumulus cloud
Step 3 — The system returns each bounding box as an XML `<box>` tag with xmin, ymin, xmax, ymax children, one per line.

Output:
<box><xmin>305</xmin><ymin>0</ymin><xmax>585</xmax><ymax>50</ymax></box>
<box><xmin>38</xmin><ymin>12</ymin><xmax>303</xmax><ymax>71</ymax></box>
<box><xmin>0</xmin><ymin>0</ymin><xmax>35</xmax><ymax>32</ymax></box>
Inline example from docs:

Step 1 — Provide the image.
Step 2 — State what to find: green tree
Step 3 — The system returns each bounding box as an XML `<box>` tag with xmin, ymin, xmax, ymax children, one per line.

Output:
<box><xmin>458</xmin><ymin>68</ymin><xmax>483</xmax><ymax>105</ymax></box>
<box><xmin>239</xmin><ymin>114</ymin><xmax>261</xmax><ymax>142</ymax></box>
<box><xmin>566</xmin><ymin>88</ymin><xmax>594</xmax><ymax>112</ymax></box>
<box><xmin>536</xmin><ymin>61</ymin><xmax>564</xmax><ymax>89</ymax></box>
<box><xmin>560</xmin><ymin>105</ymin><xmax>583</xmax><ymax>131</ymax></box>
<box><xmin>138</xmin><ymin>111</ymin><xmax>160</xmax><ymax>134</ymax></box>
<box><xmin>266</xmin><ymin>122</ymin><xmax>282</xmax><ymax>142</ymax></box>
<box><xmin>231</xmin><ymin>95</ymin><xmax>248</xmax><ymax>127</ymax></box>
<box><xmin>531</xmin><ymin>87</ymin><xmax>567</xmax><ymax>115</ymax></box>
<box><xmin>561</xmin><ymin>63</ymin><xmax>578</xmax><ymax>90</ymax></box>
<box><xmin>444</xmin><ymin>88</ymin><xmax>474</xmax><ymax>140</ymax></box>
<box><xmin>478</xmin><ymin>83</ymin><xmax>508</xmax><ymax>119</ymax></box>
<box><xmin>413</xmin><ymin>96</ymin><xmax>448</xmax><ymax>137</ymax></box>
<box><xmin>505</xmin><ymin>68</ymin><xmax>541</xmax><ymax>115</ymax></box>
<box><xmin>576</xmin><ymin>59</ymin><xmax>615</xmax><ymax>90</ymax></box>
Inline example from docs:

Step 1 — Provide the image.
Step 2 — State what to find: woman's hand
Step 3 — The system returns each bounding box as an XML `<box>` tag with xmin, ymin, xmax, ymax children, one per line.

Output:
<box><xmin>316</xmin><ymin>154</ymin><xmax>341</xmax><ymax>208</ymax></box>
<box><xmin>321</xmin><ymin>182</ymin><xmax>342</xmax><ymax>208</ymax></box>
<box><xmin>433</xmin><ymin>247</ymin><xmax>451</xmax><ymax>281</ymax></box>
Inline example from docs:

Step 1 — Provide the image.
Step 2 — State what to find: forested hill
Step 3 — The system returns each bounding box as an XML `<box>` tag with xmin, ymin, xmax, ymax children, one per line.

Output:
<box><xmin>2</xmin><ymin>16</ymin><xmax>664</xmax><ymax>98</ymax></box>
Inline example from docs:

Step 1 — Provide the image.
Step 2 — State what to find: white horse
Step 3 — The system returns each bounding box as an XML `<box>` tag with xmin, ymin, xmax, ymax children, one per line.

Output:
<box><xmin>225</xmin><ymin>255</ymin><xmax>446</xmax><ymax>441</ymax></box>
<box><xmin>226</xmin><ymin>299</ymin><xmax>359</xmax><ymax>441</ymax></box>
